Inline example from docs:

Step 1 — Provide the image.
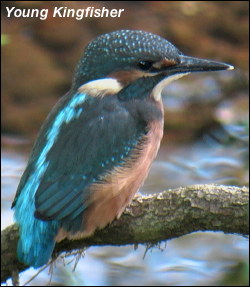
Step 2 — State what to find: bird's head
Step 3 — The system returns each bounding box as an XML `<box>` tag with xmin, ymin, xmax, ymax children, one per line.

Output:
<box><xmin>73</xmin><ymin>30</ymin><xmax>233</xmax><ymax>99</ymax></box>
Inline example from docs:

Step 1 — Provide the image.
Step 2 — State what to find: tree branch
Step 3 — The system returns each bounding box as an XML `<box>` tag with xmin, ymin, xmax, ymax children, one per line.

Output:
<box><xmin>1</xmin><ymin>184</ymin><xmax>249</xmax><ymax>283</ymax></box>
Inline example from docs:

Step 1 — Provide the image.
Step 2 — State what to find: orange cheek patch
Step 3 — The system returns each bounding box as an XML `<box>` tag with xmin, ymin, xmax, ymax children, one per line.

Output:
<box><xmin>162</xmin><ymin>58</ymin><xmax>177</xmax><ymax>66</ymax></box>
<box><xmin>108</xmin><ymin>69</ymin><xmax>149</xmax><ymax>86</ymax></box>
<box><xmin>153</xmin><ymin>58</ymin><xmax>177</xmax><ymax>69</ymax></box>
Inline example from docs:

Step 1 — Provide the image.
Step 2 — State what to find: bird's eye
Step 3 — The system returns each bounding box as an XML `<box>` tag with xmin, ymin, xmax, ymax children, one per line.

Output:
<box><xmin>138</xmin><ymin>60</ymin><xmax>154</xmax><ymax>71</ymax></box>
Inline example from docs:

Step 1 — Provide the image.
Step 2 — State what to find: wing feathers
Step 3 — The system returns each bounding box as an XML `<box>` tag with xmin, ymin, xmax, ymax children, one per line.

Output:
<box><xmin>33</xmin><ymin>94</ymin><xmax>146</xmax><ymax>228</ymax></box>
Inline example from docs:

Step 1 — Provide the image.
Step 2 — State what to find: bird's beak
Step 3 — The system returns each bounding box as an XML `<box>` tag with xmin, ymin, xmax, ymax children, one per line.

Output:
<box><xmin>174</xmin><ymin>55</ymin><xmax>234</xmax><ymax>73</ymax></box>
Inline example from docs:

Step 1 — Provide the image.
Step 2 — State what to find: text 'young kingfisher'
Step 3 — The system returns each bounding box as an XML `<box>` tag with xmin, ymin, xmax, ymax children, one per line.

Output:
<box><xmin>12</xmin><ymin>29</ymin><xmax>234</xmax><ymax>268</ymax></box>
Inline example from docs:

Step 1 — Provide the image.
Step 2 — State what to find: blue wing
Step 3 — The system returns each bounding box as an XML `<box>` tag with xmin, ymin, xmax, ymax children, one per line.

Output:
<box><xmin>13</xmin><ymin>89</ymin><xmax>147</xmax><ymax>234</ymax></box>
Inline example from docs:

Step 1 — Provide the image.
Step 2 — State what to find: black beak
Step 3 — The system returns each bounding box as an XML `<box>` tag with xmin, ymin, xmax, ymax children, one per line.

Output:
<box><xmin>174</xmin><ymin>55</ymin><xmax>234</xmax><ymax>73</ymax></box>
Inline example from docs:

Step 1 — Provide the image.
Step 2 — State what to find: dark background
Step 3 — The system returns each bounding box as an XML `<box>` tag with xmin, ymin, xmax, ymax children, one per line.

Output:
<box><xmin>1</xmin><ymin>1</ymin><xmax>248</xmax><ymax>139</ymax></box>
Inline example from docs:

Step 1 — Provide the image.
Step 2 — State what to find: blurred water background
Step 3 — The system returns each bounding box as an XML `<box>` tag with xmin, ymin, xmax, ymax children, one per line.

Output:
<box><xmin>1</xmin><ymin>1</ymin><xmax>249</xmax><ymax>286</ymax></box>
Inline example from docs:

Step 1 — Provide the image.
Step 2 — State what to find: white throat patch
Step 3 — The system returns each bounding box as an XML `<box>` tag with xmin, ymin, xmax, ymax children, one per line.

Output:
<box><xmin>152</xmin><ymin>73</ymin><xmax>190</xmax><ymax>101</ymax></box>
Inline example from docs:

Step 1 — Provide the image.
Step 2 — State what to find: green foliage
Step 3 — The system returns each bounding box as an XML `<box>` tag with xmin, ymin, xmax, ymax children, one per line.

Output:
<box><xmin>1</xmin><ymin>34</ymin><xmax>9</xmax><ymax>46</ymax></box>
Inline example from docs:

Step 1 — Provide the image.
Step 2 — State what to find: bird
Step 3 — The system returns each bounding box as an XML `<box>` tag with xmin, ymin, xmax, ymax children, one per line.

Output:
<box><xmin>12</xmin><ymin>29</ymin><xmax>234</xmax><ymax>268</ymax></box>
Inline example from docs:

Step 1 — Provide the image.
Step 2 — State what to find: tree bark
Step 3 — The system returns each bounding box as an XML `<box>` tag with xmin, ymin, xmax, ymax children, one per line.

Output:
<box><xmin>1</xmin><ymin>184</ymin><xmax>249</xmax><ymax>283</ymax></box>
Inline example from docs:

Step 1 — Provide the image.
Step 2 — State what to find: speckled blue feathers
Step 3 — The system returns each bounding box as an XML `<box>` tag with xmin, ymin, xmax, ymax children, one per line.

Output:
<box><xmin>74</xmin><ymin>29</ymin><xmax>181</xmax><ymax>87</ymax></box>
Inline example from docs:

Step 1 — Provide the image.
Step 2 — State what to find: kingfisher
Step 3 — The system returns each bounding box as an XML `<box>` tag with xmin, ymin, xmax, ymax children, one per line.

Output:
<box><xmin>12</xmin><ymin>30</ymin><xmax>233</xmax><ymax>268</ymax></box>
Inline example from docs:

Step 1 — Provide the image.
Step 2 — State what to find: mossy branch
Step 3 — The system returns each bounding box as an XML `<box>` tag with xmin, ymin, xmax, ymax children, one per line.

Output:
<box><xmin>1</xmin><ymin>184</ymin><xmax>249</xmax><ymax>283</ymax></box>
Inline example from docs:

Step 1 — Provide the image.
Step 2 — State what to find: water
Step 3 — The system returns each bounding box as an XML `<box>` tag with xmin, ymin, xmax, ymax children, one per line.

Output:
<box><xmin>1</xmin><ymin>141</ymin><xmax>248</xmax><ymax>286</ymax></box>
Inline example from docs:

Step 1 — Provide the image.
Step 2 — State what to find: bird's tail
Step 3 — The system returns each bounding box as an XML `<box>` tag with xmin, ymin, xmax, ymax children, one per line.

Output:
<box><xmin>17</xmin><ymin>219</ymin><xmax>59</xmax><ymax>268</ymax></box>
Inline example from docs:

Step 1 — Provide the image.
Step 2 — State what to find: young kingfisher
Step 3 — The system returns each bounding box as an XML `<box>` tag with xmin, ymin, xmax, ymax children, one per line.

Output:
<box><xmin>12</xmin><ymin>30</ymin><xmax>233</xmax><ymax>268</ymax></box>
